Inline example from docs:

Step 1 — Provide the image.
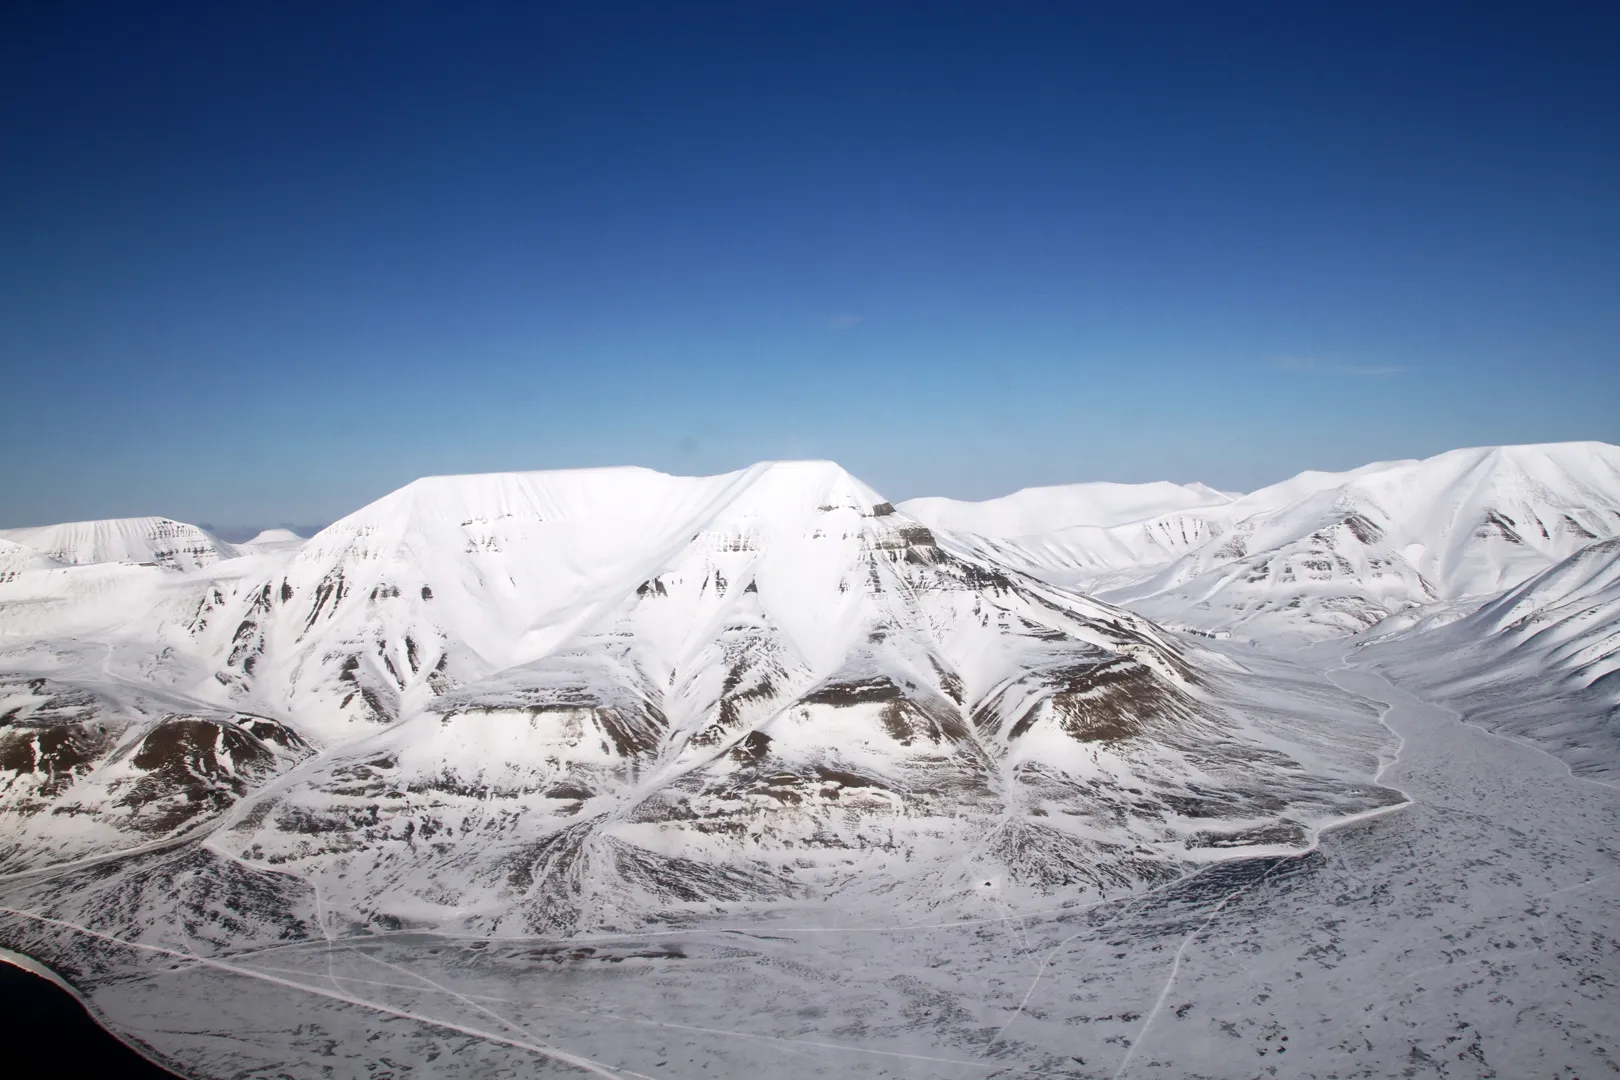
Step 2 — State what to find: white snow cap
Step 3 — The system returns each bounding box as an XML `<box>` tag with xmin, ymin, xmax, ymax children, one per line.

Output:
<box><xmin>242</xmin><ymin>528</ymin><xmax>306</xmax><ymax>546</ymax></box>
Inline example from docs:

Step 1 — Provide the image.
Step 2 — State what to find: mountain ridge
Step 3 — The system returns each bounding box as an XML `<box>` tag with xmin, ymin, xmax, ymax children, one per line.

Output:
<box><xmin>0</xmin><ymin>516</ymin><xmax>237</xmax><ymax>572</ymax></box>
<box><xmin>4</xmin><ymin>440</ymin><xmax>1619</xmax><ymax>1080</ymax></box>
<box><xmin>1</xmin><ymin>442</ymin><xmax>1615</xmax><ymax>935</ymax></box>
<box><xmin>904</xmin><ymin>441</ymin><xmax>1620</xmax><ymax>640</ymax></box>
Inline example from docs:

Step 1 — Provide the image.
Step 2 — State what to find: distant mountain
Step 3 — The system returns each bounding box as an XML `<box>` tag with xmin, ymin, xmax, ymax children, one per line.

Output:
<box><xmin>203</xmin><ymin>524</ymin><xmax>328</xmax><ymax>545</ymax></box>
<box><xmin>235</xmin><ymin>528</ymin><xmax>306</xmax><ymax>553</ymax></box>
<box><xmin>904</xmin><ymin>442</ymin><xmax>1620</xmax><ymax>641</ymax></box>
<box><xmin>900</xmin><ymin>479</ymin><xmax>1235</xmax><ymax>536</ymax></box>
<box><xmin>0</xmin><ymin>516</ymin><xmax>237</xmax><ymax>572</ymax></box>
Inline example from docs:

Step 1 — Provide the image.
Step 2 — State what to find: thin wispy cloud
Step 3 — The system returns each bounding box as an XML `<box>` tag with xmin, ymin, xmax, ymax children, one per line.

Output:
<box><xmin>1272</xmin><ymin>356</ymin><xmax>1411</xmax><ymax>378</ymax></box>
<box><xmin>827</xmin><ymin>313</ymin><xmax>864</xmax><ymax>330</ymax></box>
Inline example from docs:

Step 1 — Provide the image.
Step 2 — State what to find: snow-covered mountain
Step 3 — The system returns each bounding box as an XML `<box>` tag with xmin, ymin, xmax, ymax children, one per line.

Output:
<box><xmin>900</xmin><ymin>479</ymin><xmax>1236</xmax><ymax>537</ymax></box>
<box><xmin>236</xmin><ymin>527</ymin><xmax>306</xmax><ymax>553</ymax></box>
<box><xmin>904</xmin><ymin>442</ymin><xmax>1620</xmax><ymax>640</ymax></box>
<box><xmin>0</xmin><ymin>516</ymin><xmax>237</xmax><ymax>571</ymax></box>
<box><xmin>2</xmin><ymin>442</ymin><xmax>1616</xmax><ymax>940</ymax></box>
<box><xmin>0</xmin><ymin>461</ymin><xmax>1394</xmax><ymax>937</ymax></box>
<box><xmin>5</xmin><ymin>443</ymin><xmax>1620</xmax><ymax>1080</ymax></box>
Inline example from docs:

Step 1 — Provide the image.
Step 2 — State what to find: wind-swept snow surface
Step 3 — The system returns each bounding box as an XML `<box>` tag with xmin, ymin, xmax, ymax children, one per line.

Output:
<box><xmin>1</xmin><ymin>443</ymin><xmax>1617</xmax><ymax>1079</ymax></box>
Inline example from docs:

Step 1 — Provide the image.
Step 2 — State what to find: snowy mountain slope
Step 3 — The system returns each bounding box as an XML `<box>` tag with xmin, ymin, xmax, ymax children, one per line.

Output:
<box><xmin>0</xmin><ymin>587</ymin><xmax>316</xmax><ymax>872</ymax></box>
<box><xmin>907</xmin><ymin>442</ymin><xmax>1620</xmax><ymax>639</ymax></box>
<box><xmin>1366</xmin><ymin>536</ymin><xmax>1620</xmax><ymax>780</ymax></box>
<box><xmin>0</xmin><ymin>461</ymin><xmax>1398</xmax><ymax>936</ymax></box>
<box><xmin>0</xmin><ymin>539</ymin><xmax>61</xmax><ymax>582</ymax></box>
<box><xmin>0</xmin><ymin>516</ymin><xmax>238</xmax><ymax>571</ymax></box>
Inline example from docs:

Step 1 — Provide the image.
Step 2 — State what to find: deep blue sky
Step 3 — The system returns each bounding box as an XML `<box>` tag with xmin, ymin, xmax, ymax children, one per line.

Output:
<box><xmin>2</xmin><ymin>3</ymin><xmax>1616</xmax><ymax>530</ymax></box>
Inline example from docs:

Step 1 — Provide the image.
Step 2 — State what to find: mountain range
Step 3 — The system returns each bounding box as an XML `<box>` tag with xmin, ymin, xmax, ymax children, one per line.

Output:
<box><xmin>905</xmin><ymin>441</ymin><xmax>1620</xmax><ymax>642</ymax></box>
<box><xmin>1</xmin><ymin>441</ymin><xmax>1618</xmax><ymax>1079</ymax></box>
<box><xmin>3</xmin><ymin>443</ymin><xmax>1616</xmax><ymax>934</ymax></box>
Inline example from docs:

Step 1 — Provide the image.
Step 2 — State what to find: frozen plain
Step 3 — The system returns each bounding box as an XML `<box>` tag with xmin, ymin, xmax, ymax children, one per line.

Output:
<box><xmin>1</xmin><ymin>442</ymin><xmax>1618</xmax><ymax>1079</ymax></box>
<box><xmin>4</xmin><ymin>643</ymin><xmax>1615</xmax><ymax>1080</ymax></box>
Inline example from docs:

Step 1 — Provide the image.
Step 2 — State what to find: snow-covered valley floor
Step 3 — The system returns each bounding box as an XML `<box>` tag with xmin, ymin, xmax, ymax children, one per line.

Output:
<box><xmin>4</xmin><ymin>639</ymin><xmax>1614</xmax><ymax>1080</ymax></box>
